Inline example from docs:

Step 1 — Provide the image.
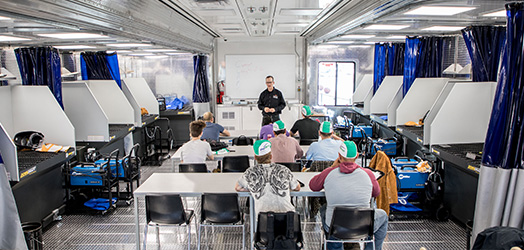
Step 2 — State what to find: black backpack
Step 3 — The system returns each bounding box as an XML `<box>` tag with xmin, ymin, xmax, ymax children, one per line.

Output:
<box><xmin>255</xmin><ymin>211</ymin><xmax>303</xmax><ymax>250</ymax></box>
<box><xmin>232</xmin><ymin>135</ymin><xmax>253</xmax><ymax>146</ymax></box>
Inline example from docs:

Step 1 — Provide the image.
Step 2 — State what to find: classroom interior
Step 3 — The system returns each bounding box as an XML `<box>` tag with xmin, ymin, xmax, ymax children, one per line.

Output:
<box><xmin>0</xmin><ymin>0</ymin><xmax>523</xmax><ymax>250</ymax></box>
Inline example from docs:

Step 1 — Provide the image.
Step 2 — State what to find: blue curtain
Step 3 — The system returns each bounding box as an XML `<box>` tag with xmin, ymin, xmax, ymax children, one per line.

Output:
<box><xmin>193</xmin><ymin>55</ymin><xmax>210</xmax><ymax>103</ymax></box>
<box><xmin>402</xmin><ymin>36</ymin><xmax>444</xmax><ymax>96</ymax></box>
<box><xmin>387</xmin><ymin>43</ymin><xmax>405</xmax><ymax>76</ymax></box>
<box><xmin>14</xmin><ymin>47</ymin><xmax>63</xmax><ymax>108</ymax></box>
<box><xmin>462</xmin><ymin>26</ymin><xmax>506</xmax><ymax>82</ymax></box>
<box><xmin>373</xmin><ymin>43</ymin><xmax>387</xmax><ymax>94</ymax></box>
<box><xmin>80</xmin><ymin>51</ymin><xmax>121</xmax><ymax>88</ymax></box>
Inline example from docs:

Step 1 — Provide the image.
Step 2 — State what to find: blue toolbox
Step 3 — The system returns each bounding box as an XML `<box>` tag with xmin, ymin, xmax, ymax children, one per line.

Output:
<box><xmin>94</xmin><ymin>159</ymin><xmax>126</xmax><ymax>178</ymax></box>
<box><xmin>368</xmin><ymin>138</ymin><xmax>397</xmax><ymax>156</ymax></box>
<box><xmin>391</xmin><ymin>157</ymin><xmax>429</xmax><ymax>189</ymax></box>
<box><xmin>70</xmin><ymin>165</ymin><xmax>107</xmax><ymax>186</ymax></box>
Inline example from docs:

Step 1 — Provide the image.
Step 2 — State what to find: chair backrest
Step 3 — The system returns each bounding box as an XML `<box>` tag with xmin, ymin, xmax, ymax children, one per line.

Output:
<box><xmin>201</xmin><ymin>193</ymin><xmax>241</xmax><ymax>224</ymax></box>
<box><xmin>222</xmin><ymin>155</ymin><xmax>250</xmax><ymax>172</ymax></box>
<box><xmin>256</xmin><ymin>212</ymin><xmax>302</xmax><ymax>247</ymax></box>
<box><xmin>145</xmin><ymin>194</ymin><xmax>187</xmax><ymax>225</ymax></box>
<box><xmin>309</xmin><ymin>160</ymin><xmax>334</xmax><ymax>172</ymax></box>
<box><xmin>328</xmin><ymin>207</ymin><xmax>374</xmax><ymax>240</ymax></box>
<box><xmin>179</xmin><ymin>163</ymin><xmax>208</xmax><ymax>172</ymax></box>
<box><xmin>276</xmin><ymin>162</ymin><xmax>302</xmax><ymax>172</ymax></box>
<box><xmin>232</xmin><ymin>135</ymin><xmax>253</xmax><ymax>146</ymax></box>
<box><xmin>299</xmin><ymin>138</ymin><xmax>317</xmax><ymax>146</ymax></box>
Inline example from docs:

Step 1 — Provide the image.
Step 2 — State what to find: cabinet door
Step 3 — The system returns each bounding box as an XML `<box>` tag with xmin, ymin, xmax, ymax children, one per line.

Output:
<box><xmin>281</xmin><ymin>105</ymin><xmax>300</xmax><ymax>130</ymax></box>
<box><xmin>216</xmin><ymin>107</ymin><xmax>241</xmax><ymax>131</ymax></box>
<box><xmin>241</xmin><ymin>106</ymin><xmax>263</xmax><ymax>131</ymax></box>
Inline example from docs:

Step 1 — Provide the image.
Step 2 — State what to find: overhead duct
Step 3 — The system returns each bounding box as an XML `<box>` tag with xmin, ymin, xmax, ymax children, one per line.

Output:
<box><xmin>0</xmin><ymin>0</ymin><xmax>218</xmax><ymax>53</ymax></box>
<box><xmin>301</xmin><ymin>0</ymin><xmax>421</xmax><ymax>44</ymax></box>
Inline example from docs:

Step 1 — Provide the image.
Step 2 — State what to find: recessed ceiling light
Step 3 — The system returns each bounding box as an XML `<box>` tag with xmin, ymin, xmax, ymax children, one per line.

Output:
<box><xmin>423</xmin><ymin>26</ymin><xmax>464</xmax><ymax>31</ymax></box>
<box><xmin>142</xmin><ymin>49</ymin><xmax>179</xmax><ymax>52</ymax></box>
<box><xmin>37</xmin><ymin>33</ymin><xmax>109</xmax><ymax>39</ymax></box>
<box><xmin>364</xmin><ymin>25</ymin><xmax>409</xmax><ymax>30</ymax></box>
<box><xmin>483</xmin><ymin>10</ymin><xmax>506</xmax><ymax>17</ymax></box>
<box><xmin>0</xmin><ymin>16</ymin><xmax>11</xmax><ymax>20</ymax></box>
<box><xmin>385</xmin><ymin>36</ymin><xmax>406</xmax><ymax>39</ymax></box>
<box><xmin>54</xmin><ymin>45</ymin><xmax>95</xmax><ymax>49</ymax></box>
<box><xmin>340</xmin><ymin>34</ymin><xmax>375</xmax><ymax>39</ymax></box>
<box><xmin>128</xmin><ymin>53</ymin><xmax>155</xmax><ymax>56</ymax></box>
<box><xmin>145</xmin><ymin>55</ymin><xmax>169</xmax><ymax>59</ymax></box>
<box><xmin>280</xmin><ymin>8</ymin><xmax>323</xmax><ymax>16</ymax></box>
<box><xmin>404</xmin><ymin>6</ymin><xmax>475</xmax><ymax>16</ymax></box>
<box><xmin>0</xmin><ymin>35</ymin><xmax>30</xmax><ymax>41</ymax></box>
<box><xmin>107</xmin><ymin>43</ymin><xmax>152</xmax><ymax>47</ymax></box>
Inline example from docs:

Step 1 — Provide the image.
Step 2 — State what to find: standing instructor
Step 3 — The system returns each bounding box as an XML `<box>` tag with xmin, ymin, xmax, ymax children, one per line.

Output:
<box><xmin>257</xmin><ymin>75</ymin><xmax>286</xmax><ymax>122</ymax></box>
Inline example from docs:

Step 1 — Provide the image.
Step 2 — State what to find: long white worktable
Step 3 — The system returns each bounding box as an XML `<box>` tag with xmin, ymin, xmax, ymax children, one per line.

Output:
<box><xmin>171</xmin><ymin>145</ymin><xmax>310</xmax><ymax>163</ymax></box>
<box><xmin>133</xmin><ymin>172</ymin><xmax>323</xmax><ymax>250</ymax></box>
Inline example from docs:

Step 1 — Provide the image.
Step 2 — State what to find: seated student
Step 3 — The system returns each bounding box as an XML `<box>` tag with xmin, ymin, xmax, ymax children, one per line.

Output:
<box><xmin>289</xmin><ymin>105</ymin><xmax>321</xmax><ymax>143</ymax></box>
<box><xmin>309</xmin><ymin>141</ymin><xmax>388</xmax><ymax>250</ymax></box>
<box><xmin>178</xmin><ymin>120</ymin><xmax>214</xmax><ymax>163</ymax></box>
<box><xmin>269</xmin><ymin>120</ymin><xmax>303</xmax><ymax>163</ymax></box>
<box><xmin>235</xmin><ymin>140</ymin><xmax>301</xmax><ymax>217</ymax></box>
<box><xmin>201</xmin><ymin>112</ymin><xmax>230</xmax><ymax>142</ymax></box>
<box><xmin>259</xmin><ymin>115</ymin><xmax>289</xmax><ymax>140</ymax></box>
<box><xmin>306</xmin><ymin>121</ymin><xmax>344</xmax><ymax>161</ymax></box>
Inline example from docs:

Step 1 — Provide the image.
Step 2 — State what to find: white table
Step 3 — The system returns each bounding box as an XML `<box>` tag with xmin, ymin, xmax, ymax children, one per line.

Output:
<box><xmin>133</xmin><ymin>172</ymin><xmax>323</xmax><ymax>250</ymax></box>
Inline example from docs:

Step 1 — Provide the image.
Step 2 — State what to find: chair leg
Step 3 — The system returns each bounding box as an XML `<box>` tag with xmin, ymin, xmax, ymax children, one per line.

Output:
<box><xmin>242</xmin><ymin>224</ymin><xmax>245</xmax><ymax>250</ymax></box>
<box><xmin>197</xmin><ymin>224</ymin><xmax>201</xmax><ymax>250</ymax></box>
<box><xmin>156</xmin><ymin>225</ymin><xmax>160</xmax><ymax>248</ymax></box>
<box><xmin>187</xmin><ymin>225</ymin><xmax>191</xmax><ymax>250</ymax></box>
<box><xmin>143</xmin><ymin>224</ymin><xmax>149</xmax><ymax>250</ymax></box>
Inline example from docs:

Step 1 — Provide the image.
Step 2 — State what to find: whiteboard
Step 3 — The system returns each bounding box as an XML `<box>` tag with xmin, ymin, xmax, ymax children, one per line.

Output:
<box><xmin>226</xmin><ymin>54</ymin><xmax>296</xmax><ymax>99</ymax></box>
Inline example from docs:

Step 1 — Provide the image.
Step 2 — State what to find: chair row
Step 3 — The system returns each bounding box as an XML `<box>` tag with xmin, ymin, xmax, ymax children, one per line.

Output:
<box><xmin>179</xmin><ymin>156</ymin><xmax>303</xmax><ymax>173</ymax></box>
<box><xmin>143</xmin><ymin>193</ymin><xmax>375</xmax><ymax>250</ymax></box>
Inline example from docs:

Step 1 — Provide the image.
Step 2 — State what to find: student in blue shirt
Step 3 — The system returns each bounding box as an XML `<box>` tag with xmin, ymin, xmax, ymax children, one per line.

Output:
<box><xmin>306</xmin><ymin>121</ymin><xmax>344</xmax><ymax>161</ymax></box>
<box><xmin>201</xmin><ymin>112</ymin><xmax>230</xmax><ymax>142</ymax></box>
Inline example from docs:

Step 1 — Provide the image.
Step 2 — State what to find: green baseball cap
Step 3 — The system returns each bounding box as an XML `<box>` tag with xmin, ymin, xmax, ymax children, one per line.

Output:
<box><xmin>254</xmin><ymin>140</ymin><xmax>272</xmax><ymax>156</ymax></box>
<box><xmin>320</xmin><ymin>121</ymin><xmax>333</xmax><ymax>133</ymax></box>
<box><xmin>273</xmin><ymin>120</ymin><xmax>285</xmax><ymax>131</ymax></box>
<box><xmin>339</xmin><ymin>141</ymin><xmax>358</xmax><ymax>159</ymax></box>
<box><xmin>301</xmin><ymin>105</ymin><xmax>312</xmax><ymax>116</ymax></box>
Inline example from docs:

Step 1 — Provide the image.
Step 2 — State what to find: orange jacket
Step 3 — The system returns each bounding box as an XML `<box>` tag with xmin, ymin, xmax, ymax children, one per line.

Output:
<box><xmin>369</xmin><ymin>150</ymin><xmax>398</xmax><ymax>215</ymax></box>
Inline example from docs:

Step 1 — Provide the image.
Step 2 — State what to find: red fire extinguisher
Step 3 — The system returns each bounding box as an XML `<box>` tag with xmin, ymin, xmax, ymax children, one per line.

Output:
<box><xmin>217</xmin><ymin>81</ymin><xmax>225</xmax><ymax>104</ymax></box>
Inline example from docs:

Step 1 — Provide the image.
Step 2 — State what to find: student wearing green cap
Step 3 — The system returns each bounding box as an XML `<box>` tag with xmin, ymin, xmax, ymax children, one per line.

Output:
<box><xmin>235</xmin><ymin>140</ymin><xmax>301</xmax><ymax>217</ymax></box>
<box><xmin>289</xmin><ymin>105</ymin><xmax>321</xmax><ymax>144</ymax></box>
<box><xmin>269</xmin><ymin>120</ymin><xmax>303</xmax><ymax>162</ymax></box>
<box><xmin>309</xmin><ymin>141</ymin><xmax>388</xmax><ymax>250</ymax></box>
<box><xmin>305</xmin><ymin>121</ymin><xmax>344</xmax><ymax>161</ymax></box>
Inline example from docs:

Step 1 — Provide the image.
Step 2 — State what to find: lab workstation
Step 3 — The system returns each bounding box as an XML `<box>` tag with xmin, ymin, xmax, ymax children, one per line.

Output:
<box><xmin>0</xmin><ymin>1</ymin><xmax>523</xmax><ymax>250</ymax></box>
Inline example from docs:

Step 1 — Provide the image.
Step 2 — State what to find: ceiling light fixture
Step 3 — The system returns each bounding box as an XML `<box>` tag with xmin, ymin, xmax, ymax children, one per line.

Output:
<box><xmin>54</xmin><ymin>45</ymin><xmax>95</xmax><ymax>50</ymax></box>
<box><xmin>340</xmin><ymin>34</ymin><xmax>375</xmax><ymax>39</ymax></box>
<box><xmin>404</xmin><ymin>6</ymin><xmax>475</xmax><ymax>16</ymax></box>
<box><xmin>483</xmin><ymin>10</ymin><xmax>506</xmax><ymax>17</ymax></box>
<box><xmin>107</xmin><ymin>43</ymin><xmax>152</xmax><ymax>47</ymax></box>
<box><xmin>259</xmin><ymin>7</ymin><xmax>268</xmax><ymax>13</ymax></box>
<box><xmin>364</xmin><ymin>24</ymin><xmax>409</xmax><ymax>30</ymax></box>
<box><xmin>0</xmin><ymin>35</ymin><xmax>30</xmax><ymax>41</ymax></box>
<box><xmin>247</xmin><ymin>7</ymin><xmax>255</xmax><ymax>13</ymax></box>
<box><xmin>423</xmin><ymin>26</ymin><xmax>465</xmax><ymax>31</ymax></box>
<box><xmin>0</xmin><ymin>16</ymin><xmax>11</xmax><ymax>20</ymax></box>
<box><xmin>37</xmin><ymin>33</ymin><xmax>109</xmax><ymax>39</ymax></box>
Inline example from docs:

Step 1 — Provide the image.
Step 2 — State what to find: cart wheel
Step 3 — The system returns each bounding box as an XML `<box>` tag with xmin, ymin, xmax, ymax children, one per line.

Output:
<box><xmin>389</xmin><ymin>214</ymin><xmax>395</xmax><ymax>221</ymax></box>
<box><xmin>126</xmin><ymin>199</ymin><xmax>133</xmax><ymax>206</ymax></box>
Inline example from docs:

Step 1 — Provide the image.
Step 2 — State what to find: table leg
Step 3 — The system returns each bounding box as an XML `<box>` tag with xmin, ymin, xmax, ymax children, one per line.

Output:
<box><xmin>134</xmin><ymin>196</ymin><xmax>140</xmax><ymax>250</ymax></box>
<box><xmin>250</xmin><ymin>195</ymin><xmax>255</xmax><ymax>250</ymax></box>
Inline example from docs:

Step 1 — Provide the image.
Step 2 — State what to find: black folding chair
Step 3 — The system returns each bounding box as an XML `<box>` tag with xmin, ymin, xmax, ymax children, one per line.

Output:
<box><xmin>179</xmin><ymin>163</ymin><xmax>208</xmax><ymax>173</ymax></box>
<box><xmin>222</xmin><ymin>156</ymin><xmax>250</xmax><ymax>172</ymax></box>
<box><xmin>323</xmin><ymin>207</ymin><xmax>375</xmax><ymax>250</ymax></box>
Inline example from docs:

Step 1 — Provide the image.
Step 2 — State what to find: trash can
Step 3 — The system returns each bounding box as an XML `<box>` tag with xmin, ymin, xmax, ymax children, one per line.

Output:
<box><xmin>22</xmin><ymin>222</ymin><xmax>43</xmax><ymax>250</ymax></box>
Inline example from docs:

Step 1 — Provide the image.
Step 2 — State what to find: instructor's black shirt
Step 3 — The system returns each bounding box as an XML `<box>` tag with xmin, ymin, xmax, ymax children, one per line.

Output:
<box><xmin>257</xmin><ymin>88</ymin><xmax>286</xmax><ymax>116</ymax></box>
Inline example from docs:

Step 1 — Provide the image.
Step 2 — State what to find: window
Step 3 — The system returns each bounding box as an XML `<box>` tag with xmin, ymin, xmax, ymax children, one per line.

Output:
<box><xmin>317</xmin><ymin>61</ymin><xmax>356</xmax><ymax>106</ymax></box>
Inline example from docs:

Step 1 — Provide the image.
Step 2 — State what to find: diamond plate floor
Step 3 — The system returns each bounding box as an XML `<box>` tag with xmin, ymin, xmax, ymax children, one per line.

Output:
<box><xmin>43</xmin><ymin>155</ymin><xmax>468</xmax><ymax>250</ymax></box>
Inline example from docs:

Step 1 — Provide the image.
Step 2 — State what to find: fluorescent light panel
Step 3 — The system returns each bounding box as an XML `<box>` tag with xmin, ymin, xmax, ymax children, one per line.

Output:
<box><xmin>54</xmin><ymin>45</ymin><xmax>95</xmax><ymax>49</ymax></box>
<box><xmin>280</xmin><ymin>8</ymin><xmax>322</xmax><ymax>16</ymax></box>
<box><xmin>37</xmin><ymin>33</ymin><xmax>109</xmax><ymax>39</ymax></box>
<box><xmin>483</xmin><ymin>10</ymin><xmax>506</xmax><ymax>17</ymax></box>
<box><xmin>0</xmin><ymin>16</ymin><xmax>11</xmax><ymax>20</ymax></box>
<box><xmin>107</xmin><ymin>43</ymin><xmax>152</xmax><ymax>47</ymax></box>
<box><xmin>0</xmin><ymin>35</ymin><xmax>30</xmax><ymax>41</ymax></box>
<box><xmin>364</xmin><ymin>24</ymin><xmax>409</xmax><ymax>30</ymax></box>
<box><xmin>340</xmin><ymin>34</ymin><xmax>375</xmax><ymax>39</ymax></box>
<box><xmin>404</xmin><ymin>6</ymin><xmax>475</xmax><ymax>16</ymax></box>
<box><xmin>423</xmin><ymin>26</ymin><xmax>464</xmax><ymax>31</ymax></box>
